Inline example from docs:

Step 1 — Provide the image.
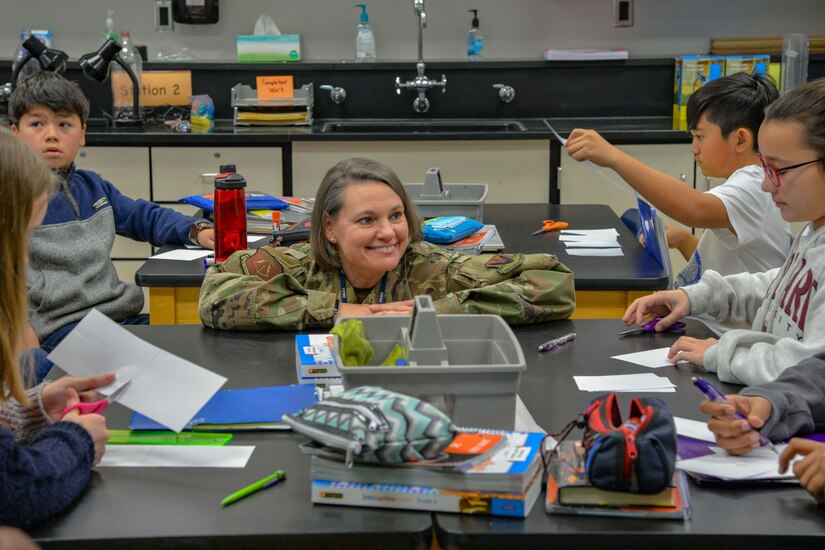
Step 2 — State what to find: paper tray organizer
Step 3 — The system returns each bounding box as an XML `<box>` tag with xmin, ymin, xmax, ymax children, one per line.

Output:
<box><xmin>333</xmin><ymin>296</ymin><xmax>525</xmax><ymax>430</ymax></box>
<box><xmin>404</xmin><ymin>167</ymin><xmax>488</xmax><ymax>222</ymax></box>
<box><xmin>231</xmin><ymin>83</ymin><xmax>314</xmax><ymax>127</ymax></box>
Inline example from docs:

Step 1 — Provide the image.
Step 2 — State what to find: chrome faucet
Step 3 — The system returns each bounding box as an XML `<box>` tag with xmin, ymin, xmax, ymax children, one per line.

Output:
<box><xmin>395</xmin><ymin>0</ymin><xmax>446</xmax><ymax>113</ymax></box>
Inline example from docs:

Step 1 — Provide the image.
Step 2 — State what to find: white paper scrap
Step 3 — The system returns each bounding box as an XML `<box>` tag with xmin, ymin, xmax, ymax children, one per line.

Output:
<box><xmin>563</xmin><ymin>240</ymin><xmax>620</xmax><ymax>248</ymax></box>
<box><xmin>97</xmin><ymin>445</ymin><xmax>255</xmax><ymax>468</ymax></box>
<box><xmin>676</xmin><ymin>445</ymin><xmax>795</xmax><ymax>481</ymax></box>
<box><xmin>573</xmin><ymin>372</ymin><xmax>676</xmax><ymax>392</ymax></box>
<box><xmin>565</xmin><ymin>248</ymin><xmax>624</xmax><ymax>257</ymax></box>
<box><xmin>674</xmin><ymin>417</ymin><xmax>716</xmax><ymax>443</ymax></box>
<box><xmin>151</xmin><ymin>249</ymin><xmax>213</xmax><ymax>261</ymax></box>
<box><xmin>48</xmin><ymin>309</ymin><xmax>227</xmax><ymax>433</ymax></box>
<box><xmin>611</xmin><ymin>347</ymin><xmax>689</xmax><ymax>369</ymax></box>
<box><xmin>561</xmin><ymin>228</ymin><xmax>619</xmax><ymax>238</ymax></box>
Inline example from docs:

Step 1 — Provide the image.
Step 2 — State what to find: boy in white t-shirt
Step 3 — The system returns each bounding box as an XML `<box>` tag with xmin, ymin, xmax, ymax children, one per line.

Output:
<box><xmin>565</xmin><ymin>72</ymin><xmax>792</xmax><ymax>287</ymax></box>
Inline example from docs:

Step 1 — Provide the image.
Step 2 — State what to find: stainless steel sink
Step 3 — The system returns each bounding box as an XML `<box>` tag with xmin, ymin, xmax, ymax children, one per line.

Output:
<box><xmin>319</xmin><ymin>119</ymin><xmax>527</xmax><ymax>134</ymax></box>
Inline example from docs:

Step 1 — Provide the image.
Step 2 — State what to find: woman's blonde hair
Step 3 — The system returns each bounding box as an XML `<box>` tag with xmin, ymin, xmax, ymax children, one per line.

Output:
<box><xmin>310</xmin><ymin>158</ymin><xmax>424</xmax><ymax>270</ymax></box>
<box><xmin>0</xmin><ymin>128</ymin><xmax>57</xmax><ymax>404</ymax></box>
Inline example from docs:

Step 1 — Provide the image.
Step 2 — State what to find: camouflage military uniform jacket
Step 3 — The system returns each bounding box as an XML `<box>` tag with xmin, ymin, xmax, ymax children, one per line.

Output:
<box><xmin>199</xmin><ymin>241</ymin><xmax>575</xmax><ymax>331</ymax></box>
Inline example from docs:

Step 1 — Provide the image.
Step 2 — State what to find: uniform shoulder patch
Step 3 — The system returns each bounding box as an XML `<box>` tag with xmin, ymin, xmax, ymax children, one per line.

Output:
<box><xmin>485</xmin><ymin>253</ymin><xmax>524</xmax><ymax>275</ymax></box>
<box><xmin>241</xmin><ymin>248</ymin><xmax>284</xmax><ymax>281</ymax></box>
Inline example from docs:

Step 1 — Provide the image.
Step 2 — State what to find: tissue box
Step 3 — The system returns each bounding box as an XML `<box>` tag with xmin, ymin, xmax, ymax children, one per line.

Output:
<box><xmin>724</xmin><ymin>54</ymin><xmax>770</xmax><ymax>76</ymax></box>
<box><xmin>237</xmin><ymin>34</ymin><xmax>301</xmax><ymax>62</ymax></box>
<box><xmin>672</xmin><ymin>55</ymin><xmax>724</xmax><ymax>130</ymax></box>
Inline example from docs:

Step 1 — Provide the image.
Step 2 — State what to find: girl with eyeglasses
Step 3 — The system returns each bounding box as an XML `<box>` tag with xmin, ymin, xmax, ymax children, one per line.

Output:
<box><xmin>622</xmin><ymin>77</ymin><xmax>825</xmax><ymax>388</ymax></box>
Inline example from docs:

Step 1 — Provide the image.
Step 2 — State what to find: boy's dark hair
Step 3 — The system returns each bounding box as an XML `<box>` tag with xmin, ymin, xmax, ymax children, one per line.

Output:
<box><xmin>686</xmin><ymin>72</ymin><xmax>779</xmax><ymax>151</ymax></box>
<box><xmin>9</xmin><ymin>72</ymin><xmax>90</xmax><ymax>125</ymax></box>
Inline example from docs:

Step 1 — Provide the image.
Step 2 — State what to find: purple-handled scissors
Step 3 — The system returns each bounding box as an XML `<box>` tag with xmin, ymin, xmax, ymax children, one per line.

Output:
<box><xmin>618</xmin><ymin>317</ymin><xmax>686</xmax><ymax>336</ymax></box>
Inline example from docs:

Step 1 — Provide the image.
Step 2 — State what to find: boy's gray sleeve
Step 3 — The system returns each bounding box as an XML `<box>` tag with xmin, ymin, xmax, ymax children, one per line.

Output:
<box><xmin>741</xmin><ymin>353</ymin><xmax>825</xmax><ymax>441</ymax></box>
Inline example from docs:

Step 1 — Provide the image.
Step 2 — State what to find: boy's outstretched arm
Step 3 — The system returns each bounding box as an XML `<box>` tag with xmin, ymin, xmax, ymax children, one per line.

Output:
<box><xmin>565</xmin><ymin>129</ymin><xmax>733</xmax><ymax>232</ymax></box>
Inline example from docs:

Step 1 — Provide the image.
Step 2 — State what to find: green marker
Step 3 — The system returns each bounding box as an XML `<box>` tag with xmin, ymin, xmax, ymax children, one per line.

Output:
<box><xmin>221</xmin><ymin>469</ymin><xmax>286</xmax><ymax>507</ymax></box>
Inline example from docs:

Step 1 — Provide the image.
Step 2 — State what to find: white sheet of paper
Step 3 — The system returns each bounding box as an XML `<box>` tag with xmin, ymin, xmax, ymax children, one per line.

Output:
<box><xmin>561</xmin><ymin>228</ymin><xmax>619</xmax><ymax>238</ymax></box>
<box><xmin>611</xmin><ymin>347</ymin><xmax>689</xmax><ymax>369</ymax></box>
<box><xmin>676</xmin><ymin>444</ymin><xmax>794</xmax><ymax>481</ymax></box>
<box><xmin>573</xmin><ymin>372</ymin><xmax>676</xmax><ymax>392</ymax></box>
<box><xmin>563</xmin><ymin>240</ymin><xmax>620</xmax><ymax>248</ymax></box>
<box><xmin>48</xmin><ymin>310</ymin><xmax>227</xmax><ymax>432</ymax></box>
<box><xmin>565</xmin><ymin>248</ymin><xmax>624</xmax><ymax>257</ymax></box>
<box><xmin>674</xmin><ymin>417</ymin><xmax>716</xmax><ymax>443</ymax></box>
<box><xmin>247</xmin><ymin>234</ymin><xmax>269</xmax><ymax>243</ymax></box>
<box><xmin>97</xmin><ymin>445</ymin><xmax>255</xmax><ymax>468</ymax></box>
<box><xmin>151</xmin><ymin>249</ymin><xmax>213</xmax><ymax>261</ymax></box>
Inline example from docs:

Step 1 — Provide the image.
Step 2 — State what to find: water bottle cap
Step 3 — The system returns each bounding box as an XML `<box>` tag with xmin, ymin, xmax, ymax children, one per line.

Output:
<box><xmin>215</xmin><ymin>172</ymin><xmax>247</xmax><ymax>189</ymax></box>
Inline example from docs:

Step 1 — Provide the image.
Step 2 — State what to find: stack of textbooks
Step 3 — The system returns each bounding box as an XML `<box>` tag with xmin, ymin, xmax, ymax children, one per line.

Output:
<box><xmin>310</xmin><ymin>430</ymin><xmax>545</xmax><ymax>517</ymax></box>
<box><xmin>545</xmin><ymin>440</ymin><xmax>691</xmax><ymax>519</ymax></box>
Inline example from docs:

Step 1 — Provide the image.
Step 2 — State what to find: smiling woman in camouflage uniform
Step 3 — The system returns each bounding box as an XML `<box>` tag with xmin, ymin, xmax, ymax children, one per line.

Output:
<box><xmin>199</xmin><ymin>158</ymin><xmax>575</xmax><ymax>331</ymax></box>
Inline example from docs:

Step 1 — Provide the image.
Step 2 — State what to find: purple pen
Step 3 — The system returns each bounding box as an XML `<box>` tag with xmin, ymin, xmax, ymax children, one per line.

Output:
<box><xmin>692</xmin><ymin>376</ymin><xmax>778</xmax><ymax>454</ymax></box>
<box><xmin>538</xmin><ymin>332</ymin><xmax>576</xmax><ymax>352</ymax></box>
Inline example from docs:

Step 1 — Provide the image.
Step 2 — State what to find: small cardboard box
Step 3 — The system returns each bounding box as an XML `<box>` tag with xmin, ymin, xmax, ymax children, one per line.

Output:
<box><xmin>295</xmin><ymin>334</ymin><xmax>342</xmax><ymax>385</ymax></box>
<box><xmin>673</xmin><ymin>55</ymin><xmax>725</xmax><ymax>130</ymax></box>
<box><xmin>724</xmin><ymin>54</ymin><xmax>770</xmax><ymax>76</ymax></box>
<box><xmin>237</xmin><ymin>34</ymin><xmax>301</xmax><ymax>62</ymax></box>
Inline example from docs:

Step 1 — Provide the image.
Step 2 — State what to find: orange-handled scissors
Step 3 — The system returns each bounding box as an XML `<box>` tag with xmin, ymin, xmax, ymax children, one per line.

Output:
<box><xmin>531</xmin><ymin>220</ymin><xmax>569</xmax><ymax>236</ymax></box>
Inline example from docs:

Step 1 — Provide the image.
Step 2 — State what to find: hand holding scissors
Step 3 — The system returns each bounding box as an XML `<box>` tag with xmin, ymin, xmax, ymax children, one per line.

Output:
<box><xmin>531</xmin><ymin>219</ymin><xmax>569</xmax><ymax>236</ymax></box>
<box><xmin>61</xmin><ymin>381</ymin><xmax>130</xmax><ymax>418</ymax></box>
<box><xmin>619</xmin><ymin>317</ymin><xmax>686</xmax><ymax>336</ymax></box>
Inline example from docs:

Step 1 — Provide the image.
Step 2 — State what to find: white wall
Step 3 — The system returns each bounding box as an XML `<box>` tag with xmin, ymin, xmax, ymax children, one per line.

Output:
<box><xmin>3</xmin><ymin>0</ymin><xmax>824</xmax><ymax>62</ymax></box>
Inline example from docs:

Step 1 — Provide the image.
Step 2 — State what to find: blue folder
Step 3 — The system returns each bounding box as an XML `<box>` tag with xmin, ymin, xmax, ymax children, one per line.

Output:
<box><xmin>130</xmin><ymin>384</ymin><xmax>317</xmax><ymax>431</ymax></box>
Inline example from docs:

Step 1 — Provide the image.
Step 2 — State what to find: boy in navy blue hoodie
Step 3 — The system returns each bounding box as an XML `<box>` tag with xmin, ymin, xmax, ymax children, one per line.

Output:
<box><xmin>9</xmin><ymin>72</ymin><xmax>215</xmax><ymax>378</ymax></box>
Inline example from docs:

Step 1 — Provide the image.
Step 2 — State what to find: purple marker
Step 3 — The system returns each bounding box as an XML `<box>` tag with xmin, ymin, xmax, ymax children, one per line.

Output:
<box><xmin>538</xmin><ymin>332</ymin><xmax>576</xmax><ymax>353</ymax></box>
<box><xmin>692</xmin><ymin>376</ymin><xmax>778</xmax><ymax>454</ymax></box>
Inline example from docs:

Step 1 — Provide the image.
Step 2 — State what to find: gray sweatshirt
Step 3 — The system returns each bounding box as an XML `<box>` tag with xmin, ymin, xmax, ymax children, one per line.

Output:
<box><xmin>682</xmin><ymin>222</ymin><xmax>825</xmax><ymax>385</ymax></box>
<box><xmin>741</xmin><ymin>352</ymin><xmax>825</xmax><ymax>441</ymax></box>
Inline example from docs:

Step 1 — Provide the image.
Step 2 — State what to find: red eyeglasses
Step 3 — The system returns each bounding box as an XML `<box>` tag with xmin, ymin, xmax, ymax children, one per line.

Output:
<box><xmin>758</xmin><ymin>153</ymin><xmax>825</xmax><ymax>187</ymax></box>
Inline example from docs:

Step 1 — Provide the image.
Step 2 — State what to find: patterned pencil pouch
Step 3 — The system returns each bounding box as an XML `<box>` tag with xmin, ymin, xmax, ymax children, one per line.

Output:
<box><xmin>282</xmin><ymin>386</ymin><xmax>456</xmax><ymax>467</ymax></box>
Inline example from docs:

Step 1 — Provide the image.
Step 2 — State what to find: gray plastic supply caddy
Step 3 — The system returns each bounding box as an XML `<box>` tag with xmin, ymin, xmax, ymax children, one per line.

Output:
<box><xmin>405</xmin><ymin>167</ymin><xmax>488</xmax><ymax>222</ymax></box>
<box><xmin>333</xmin><ymin>296</ymin><xmax>525</xmax><ymax>430</ymax></box>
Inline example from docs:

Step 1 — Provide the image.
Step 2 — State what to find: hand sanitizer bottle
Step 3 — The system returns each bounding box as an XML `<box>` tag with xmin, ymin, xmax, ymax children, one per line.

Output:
<box><xmin>467</xmin><ymin>9</ymin><xmax>484</xmax><ymax>61</ymax></box>
<box><xmin>355</xmin><ymin>4</ymin><xmax>376</xmax><ymax>62</ymax></box>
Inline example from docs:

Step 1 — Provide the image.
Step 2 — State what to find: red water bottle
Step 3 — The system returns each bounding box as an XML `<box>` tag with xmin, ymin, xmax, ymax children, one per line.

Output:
<box><xmin>213</xmin><ymin>167</ymin><xmax>247</xmax><ymax>263</ymax></box>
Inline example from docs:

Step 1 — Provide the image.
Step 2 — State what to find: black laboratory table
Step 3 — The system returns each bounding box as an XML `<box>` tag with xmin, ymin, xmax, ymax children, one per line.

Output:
<box><xmin>135</xmin><ymin>203</ymin><xmax>668</xmax><ymax>323</ymax></box>
<box><xmin>28</xmin><ymin>320</ymin><xmax>825</xmax><ymax>548</ymax></box>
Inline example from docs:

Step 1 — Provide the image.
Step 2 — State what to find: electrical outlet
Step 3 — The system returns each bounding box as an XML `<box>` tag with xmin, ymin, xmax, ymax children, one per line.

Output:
<box><xmin>614</xmin><ymin>0</ymin><xmax>633</xmax><ymax>27</ymax></box>
<box><xmin>155</xmin><ymin>0</ymin><xmax>174</xmax><ymax>31</ymax></box>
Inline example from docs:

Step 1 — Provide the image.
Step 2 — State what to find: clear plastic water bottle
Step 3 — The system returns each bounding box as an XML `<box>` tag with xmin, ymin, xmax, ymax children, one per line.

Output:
<box><xmin>12</xmin><ymin>31</ymin><xmax>42</xmax><ymax>85</ymax></box>
<box><xmin>111</xmin><ymin>31</ymin><xmax>142</xmax><ymax>120</ymax></box>
<box><xmin>213</xmin><ymin>169</ymin><xmax>248</xmax><ymax>263</ymax></box>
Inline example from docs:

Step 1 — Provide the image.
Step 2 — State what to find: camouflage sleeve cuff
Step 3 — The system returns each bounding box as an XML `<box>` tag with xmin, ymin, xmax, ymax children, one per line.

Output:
<box><xmin>306</xmin><ymin>290</ymin><xmax>338</xmax><ymax>327</ymax></box>
<box><xmin>432</xmin><ymin>294</ymin><xmax>464</xmax><ymax>314</ymax></box>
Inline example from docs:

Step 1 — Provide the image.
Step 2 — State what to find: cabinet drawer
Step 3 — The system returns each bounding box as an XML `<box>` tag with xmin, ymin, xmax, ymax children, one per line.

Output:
<box><xmin>76</xmin><ymin>147</ymin><xmax>150</xmax><ymax>199</ymax></box>
<box><xmin>151</xmin><ymin>147</ymin><xmax>283</xmax><ymax>201</ymax></box>
<box><xmin>292</xmin><ymin>141</ymin><xmax>550</xmax><ymax>203</ymax></box>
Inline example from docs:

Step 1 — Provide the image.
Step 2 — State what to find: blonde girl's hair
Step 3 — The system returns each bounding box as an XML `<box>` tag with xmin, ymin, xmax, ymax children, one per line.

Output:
<box><xmin>310</xmin><ymin>157</ymin><xmax>424</xmax><ymax>271</ymax></box>
<box><xmin>0</xmin><ymin>128</ymin><xmax>57</xmax><ymax>404</ymax></box>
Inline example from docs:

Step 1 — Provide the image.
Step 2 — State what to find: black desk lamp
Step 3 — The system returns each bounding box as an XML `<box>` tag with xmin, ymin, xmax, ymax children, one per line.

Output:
<box><xmin>10</xmin><ymin>35</ymin><xmax>69</xmax><ymax>91</ymax></box>
<box><xmin>79</xmin><ymin>39</ymin><xmax>142</xmax><ymax>127</ymax></box>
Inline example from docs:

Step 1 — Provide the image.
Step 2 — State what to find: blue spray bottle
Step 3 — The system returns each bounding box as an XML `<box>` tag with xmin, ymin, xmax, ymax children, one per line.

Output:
<box><xmin>467</xmin><ymin>9</ymin><xmax>484</xmax><ymax>60</ymax></box>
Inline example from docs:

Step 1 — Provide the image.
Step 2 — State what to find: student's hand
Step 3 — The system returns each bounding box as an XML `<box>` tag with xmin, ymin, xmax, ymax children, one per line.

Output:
<box><xmin>622</xmin><ymin>290</ymin><xmax>691</xmax><ymax>331</ymax></box>
<box><xmin>779</xmin><ymin>438</ymin><xmax>825</xmax><ymax>503</ymax></box>
<box><xmin>667</xmin><ymin>336</ymin><xmax>717</xmax><ymax>366</ymax></box>
<box><xmin>700</xmin><ymin>395</ymin><xmax>772</xmax><ymax>455</ymax></box>
<box><xmin>565</xmin><ymin>129</ymin><xmax>622</xmax><ymax>168</ymax></box>
<box><xmin>41</xmin><ymin>373</ymin><xmax>116</xmax><ymax>421</ymax></box>
<box><xmin>197</xmin><ymin>228</ymin><xmax>215</xmax><ymax>249</ymax></box>
<box><xmin>61</xmin><ymin>407</ymin><xmax>109</xmax><ymax>466</ymax></box>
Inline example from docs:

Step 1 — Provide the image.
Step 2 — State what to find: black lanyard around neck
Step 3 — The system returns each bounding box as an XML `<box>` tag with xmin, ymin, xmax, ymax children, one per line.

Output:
<box><xmin>339</xmin><ymin>270</ymin><xmax>388</xmax><ymax>304</ymax></box>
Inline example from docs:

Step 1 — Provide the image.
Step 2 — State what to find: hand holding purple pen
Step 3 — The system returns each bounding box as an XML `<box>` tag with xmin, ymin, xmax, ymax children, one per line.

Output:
<box><xmin>692</xmin><ymin>376</ymin><xmax>779</xmax><ymax>455</ymax></box>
